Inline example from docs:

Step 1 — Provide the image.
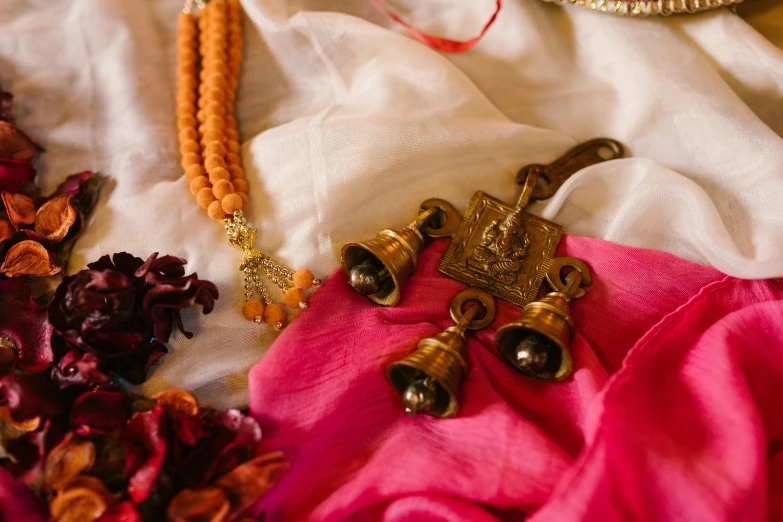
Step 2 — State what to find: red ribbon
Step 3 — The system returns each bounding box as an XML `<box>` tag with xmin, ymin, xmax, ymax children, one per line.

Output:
<box><xmin>372</xmin><ymin>0</ymin><xmax>502</xmax><ymax>53</ymax></box>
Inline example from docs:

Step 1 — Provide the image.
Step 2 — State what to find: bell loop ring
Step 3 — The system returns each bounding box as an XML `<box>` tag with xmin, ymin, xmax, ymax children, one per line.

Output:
<box><xmin>419</xmin><ymin>198</ymin><xmax>461</xmax><ymax>239</ymax></box>
<box><xmin>449</xmin><ymin>287</ymin><xmax>496</xmax><ymax>331</ymax></box>
<box><xmin>546</xmin><ymin>256</ymin><xmax>592</xmax><ymax>300</ymax></box>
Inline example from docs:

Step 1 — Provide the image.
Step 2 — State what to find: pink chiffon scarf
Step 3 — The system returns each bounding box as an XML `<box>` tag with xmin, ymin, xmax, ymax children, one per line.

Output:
<box><xmin>248</xmin><ymin>236</ymin><xmax>783</xmax><ymax>521</ymax></box>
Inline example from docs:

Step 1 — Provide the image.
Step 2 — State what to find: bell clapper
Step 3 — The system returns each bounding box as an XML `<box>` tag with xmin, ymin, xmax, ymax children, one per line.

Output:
<box><xmin>349</xmin><ymin>259</ymin><xmax>390</xmax><ymax>295</ymax></box>
<box><xmin>402</xmin><ymin>375</ymin><xmax>437</xmax><ymax>416</ymax></box>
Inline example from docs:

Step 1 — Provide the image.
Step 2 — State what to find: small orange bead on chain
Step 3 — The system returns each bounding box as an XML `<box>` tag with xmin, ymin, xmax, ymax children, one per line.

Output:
<box><xmin>175</xmin><ymin>0</ymin><xmax>319</xmax><ymax>329</ymax></box>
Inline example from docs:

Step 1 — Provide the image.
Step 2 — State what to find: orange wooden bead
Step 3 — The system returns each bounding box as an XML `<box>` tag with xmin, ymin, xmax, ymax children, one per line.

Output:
<box><xmin>176</xmin><ymin>103</ymin><xmax>195</xmax><ymax>117</ymax></box>
<box><xmin>221</xmin><ymin>193</ymin><xmax>243</xmax><ymax>214</ymax></box>
<box><xmin>203</xmin><ymin>129</ymin><xmax>224</xmax><ymax>143</ymax></box>
<box><xmin>229</xmin><ymin>49</ymin><xmax>242</xmax><ymax>63</ymax></box>
<box><xmin>179</xmin><ymin>127</ymin><xmax>198</xmax><ymax>142</ymax></box>
<box><xmin>177</xmin><ymin>64</ymin><xmax>196</xmax><ymax>77</ymax></box>
<box><xmin>228</xmin><ymin>77</ymin><xmax>238</xmax><ymax>91</ymax></box>
<box><xmin>212</xmin><ymin>179</ymin><xmax>234</xmax><ymax>199</ymax></box>
<box><xmin>198</xmin><ymin>123</ymin><xmax>207</xmax><ymax>136</ymax></box>
<box><xmin>225</xmin><ymin>128</ymin><xmax>239</xmax><ymax>141</ymax></box>
<box><xmin>205</xmin><ymin>154</ymin><xmax>226</xmax><ymax>171</ymax></box>
<box><xmin>206</xmin><ymin>102</ymin><xmax>226</xmax><ymax>117</ymax></box>
<box><xmin>180</xmin><ymin>152</ymin><xmax>201</xmax><ymax>170</ymax></box>
<box><xmin>185</xmin><ymin>164</ymin><xmax>205</xmax><ymax>182</ymax></box>
<box><xmin>205</xmin><ymin>141</ymin><xmax>227</xmax><ymax>157</ymax></box>
<box><xmin>226</xmin><ymin>140</ymin><xmax>240</xmax><ymax>154</ymax></box>
<box><xmin>237</xmin><ymin>192</ymin><xmax>249</xmax><ymax>209</ymax></box>
<box><xmin>180</xmin><ymin>140</ymin><xmax>200</xmax><ymax>155</ymax></box>
<box><xmin>177</xmin><ymin>76</ymin><xmax>197</xmax><ymax>91</ymax></box>
<box><xmin>283</xmin><ymin>287</ymin><xmax>307</xmax><ymax>309</ymax></box>
<box><xmin>198</xmin><ymin>83</ymin><xmax>208</xmax><ymax>96</ymax></box>
<box><xmin>292</xmin><ymin>269</ymin><xmax>315</xmax><ymax>290</ymax></box>
<box><xmin>263</xmin><ymin>303</ymin><xmax>285</xmax><ymax>326</ymax></box>
<box><xmin>242</xmin><ymin>299</ymin><xmax>265</xmax><ymax>322</ymax></box>
<box><xmin>225</xmin><ymin>115</ymin><xmax>237</xmax><ymax>129</ymax></box>
<box><xmin>197</xmin><ymin>187</ymin><xmax>216</xmax><ymax>209</ymax></box>
<box><xmin>197</xmin><ymin>109</ymin><xmax>207</xmax><ymax>123</ymax></box>
<box><xmin>178</xmin><ymin>115</ymin><xmax>197</xmax><ymax>130</ymax></box>
<box><xmin>207</xmin><ymin>199</ymin><xmax>226</xmax><ymax>221</ymax></box>
<box><xmin>206</xmin><ymin>74</ymin><xmax>227</xmax><ymax>90</ymax></box>
<box><xmin>199</xmin><ymin>69</ymin><xmax>210</xmax><ymax>82</ymax></box>
<box><xmin>226</xmin><ymin>153</ymin><xmax>241</xmax><ymax>166</ymax></box>
<box><xmin>176</xmin><ymin>91</ymin><xmax>197</xmax><ymax>105</ymax></box>
<box><xmin>232</xmin><ymin>178</ymin><xmax>248</xmax><ymax>193</ymax></box>
<box><xmin>228</xmin><ymin>165</ymin><xmax>244</xmax><ymax>179</ymax></box>
<box><xmin>190</xmin><ymin>176</ymin><xmax>211</xmax><ymax>195</ymax></box>
<box><xmin>206</xmin><ymin>115</ymin><xmax>225</xmax><ymax>130</ymax></box>
<box><xmin>208</xmin><ymin>166</ymin><xmax>230</xmax><ymax>184</ymax></box>
<box><xmin>206</xmin><ymin>89</ymin><xmax>226</xmax><ymax>103</ymax></box>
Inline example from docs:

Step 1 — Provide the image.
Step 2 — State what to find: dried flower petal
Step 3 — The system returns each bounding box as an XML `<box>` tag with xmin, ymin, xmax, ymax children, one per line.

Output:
<box><xmin>42</xmin><ymin>433</ymin><xmax>96</xmax><ymax>492</ymax></box>
<box><xmin>0</xmin><ymin>158</ymin><xmax>35</xmax><ymax>193</ymax></box>
<box><xmin>95</xmin><ymin>501</ymin><xmax>141</xmax><ymax>522</ymax></box>
<box><xmin>0</xmin><ymin>405</ymin><xmax>41</xmax><ymax>431</ymax></box>
<box><xmin>50</xmin><ymin>171</ymin><xmax>93</xmax><ymax>203</ymax></box>
<box><xmin>34</xmin><ymin>194</ymin><xmax>76</xmax><ymax>243</ymax></box>
<box><xmin>120</xmin><ymin>405</ymin><xmax>167</xmax><ymax>504</ymax></box>
<box><xmin>1</xmin><ymin>191</ymin><xmax>35</xmax><ymax>230</ymax></box>
<box><xmin>0</xmin><ymin>121</ymin><xmax>41</xmax><ymax>161</ymax></box>
<box><xmin>0</xmin><ymin>279</ymin><xmax>54</xmax><ymax>372</ymax></box>
<box><xmin>51</xmin><ymin>350</ymin><xmax>109</xmax><ymax>390</ymax></box>
<box><xmin>2</xmin><ymin>419</ymin><xmax>52</xmax><ymax>483</ymax></box>
<box><xmin>0</xmin><ymin>372</ymin><xmax>59</xmax><ymax>425</ymax></box>
<box><xmin>0</xmin><ymin>85</ymin><xmax>12</xmax><ymax>122</ymax></box>
<box><xmin>70</xmin><ymin>391</ymin><xmax>128</xmax><ymax>436</ymax></box>
<box><xmin>152</xmin><ymin>389</ymin><xmax>199</xmax><ymax>417</ymax></box>
<box><xmin>0</xmin><ymin>340</ymin><xmax>17</xmax><ymax>377</ymax></box>
<box><xmin>166</xmin><ymin>487</ymin><xmax>230</xmax><ymax>522</ymax></box>
<box><xmin>0</xmin><ymin>240</ymin><xmax>61</xmax><ymax>277</ymax></box>
<box><xmin>0</xmin><ymin>467</ymin><xmax>49</xmax><ymax>522</ymax></box>
<box><xmin>215</xmin><ymin>451</ymin><xmax>288</xmax><ymax>517</ymax></box>
<box><xmin>0</xmin><ymin>219</ymin><xmax>13</xmax><ymax>242</ymax></box>
<box><xmin>49</xmin><ymin>486</ymin><xmax>110</xmax><ymax>522</ymax></box>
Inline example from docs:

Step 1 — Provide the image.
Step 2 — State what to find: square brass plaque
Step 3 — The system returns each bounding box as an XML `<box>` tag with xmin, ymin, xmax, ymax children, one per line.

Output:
<box><xmin>438</xmin><ymin>191</ymin><xmax>563</xmax><ymax>307</ymax></box>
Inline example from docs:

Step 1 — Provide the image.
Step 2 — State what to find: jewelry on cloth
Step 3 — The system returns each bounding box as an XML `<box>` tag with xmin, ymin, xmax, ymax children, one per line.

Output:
<box><xmin>342</xmin><ymin>138</ymin><xmax>622</xmax><ymax>385</ymax></box>
<box><xmin>539</xmin><ymin>0</ymin><xmax>749</xmax><ymax>16</ymax></box>
<box><xmin>176</xmin><ymin>0</ymin><xmax>319</xmax><ymax>329</ymax></box>
<box><xmin>386</xmin><ymin>287</ymin><xmax>496</xmax><ymax>418</ymax></box>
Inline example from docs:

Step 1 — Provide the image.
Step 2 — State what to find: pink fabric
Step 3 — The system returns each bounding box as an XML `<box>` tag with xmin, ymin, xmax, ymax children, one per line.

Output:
<box><xmin>248</xmin><ymin>236</ymin><xmax>783</xmax><ymax>521</ymax></box>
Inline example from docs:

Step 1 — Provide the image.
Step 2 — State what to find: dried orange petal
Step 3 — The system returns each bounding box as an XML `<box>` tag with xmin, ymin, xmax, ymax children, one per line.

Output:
<box><xmin>49</xmin><ymin>487</ymin><xmax>108</xmax><ymax>522</ymax></box>
<box><xmin>0</xmin><ymin>219</ymin><xmax>11</xmax><ymax>242</ymax></box>
<box><xmin>34</xmin><ymin>195</ymin><xmax>76</xmax><ymax>243</ymax></box>
<box><xmin>167</xmin><ymin>487</ymin><xmax>230</xmax><ymax>522</ymax></box>
<box><xmin>0</xmin><ymin>405</ymin><xmax>40</xmax><ymax>432</ymax></box>
<box><xmin>215</xmin><ymin>451</ymin><xmax>288</xmax><ymax>515</ymax></box>
<box><xmin>0</xmin><ymin>240</ymin><xmax>61</xmax><ymax>277</ymax></box>
<box><xmin>43</xmin><ymin>433</ymin><xmax>96</xmax><ymax>492</ymax></box>
<box><xmin>0</xmin><ymin>121</ymin><xmax>40</xmax><ymax>161</ymax></box>
<box><xmin>151</xmin><ymin>388</ymin><xmax>199</xmax><ymax>417</ymax></box>
<box><xmin>1</xmin><ymin>191</ymin><xmax>35</xmax><ymax>230</ymax></box>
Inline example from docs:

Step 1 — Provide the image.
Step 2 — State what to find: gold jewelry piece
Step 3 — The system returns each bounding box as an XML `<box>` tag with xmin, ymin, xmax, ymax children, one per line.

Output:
<box><xmin>176</xmin><ymin>1</ymin><xmax>318</xmax><ymax>328</ymax></box>
<box><xmin>386</xmin><ymin>288</ymin><xmax>496</xmax><ymax>418</ymax></box>
<box><xmin>541</xmin><ymin>0</ymin><xmax>748</xmax><ymax>16</ymax></box>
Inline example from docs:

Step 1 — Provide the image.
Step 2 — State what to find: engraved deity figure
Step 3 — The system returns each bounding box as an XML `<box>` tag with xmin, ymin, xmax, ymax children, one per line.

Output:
<box><xmin>468</xmin><ymin>208</ymin><xmax>531</xmax><ymax>284</ymax></box>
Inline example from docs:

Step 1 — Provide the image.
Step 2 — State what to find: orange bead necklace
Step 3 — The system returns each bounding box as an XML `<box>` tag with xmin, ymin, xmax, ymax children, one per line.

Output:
<box><xmin>176</xmin><ymin>0</ymin><xmax>319</xmax><ymax>329</ymax></box>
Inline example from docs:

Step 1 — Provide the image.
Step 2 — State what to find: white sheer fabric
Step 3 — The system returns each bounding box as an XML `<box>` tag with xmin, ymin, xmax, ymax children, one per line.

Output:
<box><xmin>0</xmin><ymin>0</ymin><xmax>781</xmax><ymax>408</ymax></box>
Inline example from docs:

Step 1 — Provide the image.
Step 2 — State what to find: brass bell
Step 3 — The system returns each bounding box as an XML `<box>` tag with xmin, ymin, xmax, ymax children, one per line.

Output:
<box><xmin>386</xmin><ymin>288</ymin><xmax>495</xmax><ymax>418</ymax></box>
<box><xmin>341</xmin><ymin>199</ymin><xmax>460</xmax><ymax>306</ymax></box>
<box><xmin>494</xmin><ymin>257</ymin><xmax>591</xmax><ymax>382</ymax></box>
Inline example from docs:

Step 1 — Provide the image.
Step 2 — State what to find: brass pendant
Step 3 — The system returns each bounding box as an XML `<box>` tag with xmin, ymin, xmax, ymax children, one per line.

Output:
<box><xmin>439</xmin><ymin>138</ymin><xmax>621</xmax><ymax>307</ymax></box>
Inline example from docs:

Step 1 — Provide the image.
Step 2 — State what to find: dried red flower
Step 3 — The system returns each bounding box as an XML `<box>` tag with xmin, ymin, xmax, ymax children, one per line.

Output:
<box><xmin>0</xmin><ymin>219</ymin><xmax>12</xmax><ymax>242</ymax></box>
<box><xmin>50</xmin><ymin>349</ymin><xmax>110</xmax><ymax>390</ymax></box>
<box><xmin>0</xmin><ymin>373</ymin><xmax>59</xmax><ymax>427</ymax></box>
<box><xmin>71</xmin><ymin>390</ymin><xmax>129</xmax><ymax>437</ymax></box>
<box><xmin>49</xmin><ymin>171</ymin><xmax>93</xmax><ymax>203</ymax></box>
<box><xmin>167</xmin><ymin>486</ymin><xmax>231</xmax><ymax>522</ymax></box>
<box><xmin>214</xmin><ymin>451</ymin><xmax>288</xmax><ymax>517</ymax></box>
<box><xmin>0</xmin><ymin>158</ymin><xmax>34</xmax><ymax>194</ymax></box>
<box><xmin>49</xmin><ymin>252</ymin><xmax>218</xmax><ymax>384</ymax></box>
<box><xmin>0</xmin><ymin>279</ymin><xmax>54</xmax><ymax>373</ymax></box>
<box><xmin>94</xmin><ymin>501</ymin><xmax>141</xmax><ymax>522</ymax></box>
<box><xmin>0</xmin><ymin>467</ymin><xmax>49</xmax><ymax>522</ymax></box>
<box><xmin>120</xmin><ymin>405</ymin><xmax>168</xmax><ymax>504</ymax></box>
